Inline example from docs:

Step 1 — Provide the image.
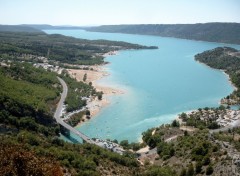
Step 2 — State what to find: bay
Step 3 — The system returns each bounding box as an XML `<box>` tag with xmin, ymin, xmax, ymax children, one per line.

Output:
<box><xmin>45</xmin><ymin>30</ymin><xmax>240</xmax><ymax>142</ymax></box>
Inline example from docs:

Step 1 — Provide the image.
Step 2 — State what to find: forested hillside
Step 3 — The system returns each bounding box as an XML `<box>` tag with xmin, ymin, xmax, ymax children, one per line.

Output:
<box><xmin>195</xmin><ymin>47</ymin><xmax>240</xmax><ymax>104</ymax></box>
<box><xmin>0</xmin><ymin>63</ymin><xmax>61</xmax><ymax>135</ymax></box>
<box><xmin>0</xmin><ymin>30</ymin><xmax>157</xmax><ymax>65</ymax></box>
<box><xmin>87</xmin><ymin>23</ymin><xmax>240</xmax><ymax>44</ymax></box>
<box><xmin>0</xmin><ymin>25</ymin><xmax>43</xmax><ymax>33</ymax></box>
<box><xmin>0</xmin><ymin>63</ymin><xmax>143</xmax><ymax>175</ymax></box>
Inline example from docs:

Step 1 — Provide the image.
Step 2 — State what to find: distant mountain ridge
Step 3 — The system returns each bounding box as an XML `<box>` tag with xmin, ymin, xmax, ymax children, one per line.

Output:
<box><xmin>87</xmin><ymin>23</ymin><xmax>240</xmax><ymax>44</ymax></box>
<box><xmin>1</xmin><ymin>23</ymin><xmax>240</xmax><ymax>44</ymax></box>
<box><xmin>22</xmin><ymin>24</ymin><xmax>85</xmax><ymax>30</ymax></box>
<box><xmin>0</xmin><ymin>24</ymin><xmax>85</xmax><ymax>33</ymax></box>
<box><xmin>0</xmin><ymin>25</ymin><xmax>43</xmax><ymax>33</ymax></box>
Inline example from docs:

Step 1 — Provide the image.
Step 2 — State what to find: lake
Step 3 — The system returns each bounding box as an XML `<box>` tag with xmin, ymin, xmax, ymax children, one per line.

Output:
<box><xmin>45</xmin><ymin>30</ymin><xmax>240</xmax><ymax>142</ymax></box>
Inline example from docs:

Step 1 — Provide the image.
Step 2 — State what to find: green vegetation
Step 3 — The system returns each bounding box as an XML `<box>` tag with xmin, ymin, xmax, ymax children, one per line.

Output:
<box><xmin>0</xmin><ymin>131</ymin><xmax>141</xmax><ymax>175</ymax></box>
<box><xmin>213</xmin><ymin>127</ymin><xmax>240</xmax><ymax>151</ymax></box>
<box><xmin>83</xmin><ymin>73</ymin><xmax>87</xmax><ymax>82</ymax></box>
<box><xmin>59</xmin><ymin>69</ymin><xmax>105</xmax><ymax>112</ymax></box>
<box><xmin>88</xmin><ymin>23</ymin><xmax>240</xmax><ymax>44</ymax></box>
<box><xmin>65</xmin><ymin>111</ymin><xmax>86</xmax><ymax>127</ymax></box>
<box><xmin>138</xmin><ymin>102</ymin><xmax>240</xmax><ymax>175</ymax></box>
<box><xmin>195</xmin><ymin>47</ymin><xmax>240</xmax><ymax>104</ymax></box>
<box><xmin>0</xmin><ymin>142</ymin><xmax>63</xmax><ymax>176</ymax></box>
<box><xmin>0</xmin><ymin>62</ymin><xmax>60</xmax><ymax>136</ymax></box>
<box><xmin>139</xmin><ymin>124</ymin><xmax>227</xmax><ymax>175</ymax></box>
<box><xmin>1</xmin><ymin>27</ymin><xmax>240</xmax><ymax>175</ymax></box>
<box><xmin>0</xmin><ymin>28</ymin><xmax>161</xmax><ymax>174</ymax></box>
<box><xmin>142</xmin><ymin>128</ymin><xmax>161</xmax><ymax>149</ymax></box>
<box><xmin>60</xmin><ymin>71</ymin><xmax>98</xmax><ymax>112</ymax></box>
<box><xmin>0</xmin><ymin>62</ymin><xmax>100</xmax><ymax>115</ymax></box>
<box><xmin>0</xmin><ymin>62</ymin><xmax>141</xmax><ymax>175</ymax></box>
<box><xmin>119</xmin><ymin>140</ymin><xmax>145</xmax><ymax>151</ymax></box>
<box><xmin>0</xmin><ymin>30</ymin><xmax>157</xmax><ymax>65</ymax></box>
<box><xmin>0</xmin><ymin>62</ymin><xmax>60</xmax><ymax>90</ymax></box>
<box><xmin>206</xmin><ymin>165</ymin><xmax>214</xmax><ymax>175</ymax></box>
<box><xmin>178</xmin><ymin>107</ymin><xmax>228</xmax><ymax>130</ymax></box>
<box><xmin>0</xmin><ymin>24</ymin><xmax>43</xmax><ymax>33</ymax></box>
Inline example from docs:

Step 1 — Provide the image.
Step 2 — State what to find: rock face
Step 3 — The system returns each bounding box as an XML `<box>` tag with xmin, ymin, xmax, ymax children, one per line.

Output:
<box><xmin>213</xmin><ymin>140</ymin><xmax>240</xmax><ymax>176</ymax></box>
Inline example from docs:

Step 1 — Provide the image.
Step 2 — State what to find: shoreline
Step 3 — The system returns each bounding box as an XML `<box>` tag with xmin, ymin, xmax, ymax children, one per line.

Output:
<box><xmin>195</xmin><ymin>60</ymin><xmax>236</xmax><ymax>89</ymax></box>
<box><xmin>222</xmin><ymin>71</ymin><xmax>237</xmax><ymax>91</ymax></box>
<box><xmin>68</xmin><ymin>50</ymin><xmax>238</xmax><ymax>144</ymax></box>
<box><xmin>195</xmin><ymin>59</ymin><xmax>238</xmax><ymax>104</ymax></box>
<box><xmin>67</xmin><ymin>51</ymin><xmax>123</xmax><ymax>127</ymax></box>
<box><xmin>172</xmin><ymin>60</ymin><xmax>240</xmax><ymax>129</ymax></box>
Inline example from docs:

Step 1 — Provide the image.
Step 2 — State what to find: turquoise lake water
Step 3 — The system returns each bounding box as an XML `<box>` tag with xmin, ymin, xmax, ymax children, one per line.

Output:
<box><xmin>45</xmin><ymin>30</ymin><xmax>240</xmax><ymax>142</ymax></box>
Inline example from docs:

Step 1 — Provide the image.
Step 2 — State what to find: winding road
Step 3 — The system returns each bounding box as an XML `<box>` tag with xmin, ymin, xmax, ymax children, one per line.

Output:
<box><xmin>54</xmin><ymin>76</ymin><xmax>96</xmax><ymax>144</ymax></box>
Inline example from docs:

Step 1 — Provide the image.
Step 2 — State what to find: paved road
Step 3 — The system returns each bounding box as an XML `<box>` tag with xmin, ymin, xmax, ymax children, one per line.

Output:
<box><xmin>54</xmin><ymin>76</ymin><xmax>96</xmax><ymax>144</ymax></box>
<box><xmin>54</xmin><ymin>77</ymin><xmax>68</xmax><ymax>120</ymax></box>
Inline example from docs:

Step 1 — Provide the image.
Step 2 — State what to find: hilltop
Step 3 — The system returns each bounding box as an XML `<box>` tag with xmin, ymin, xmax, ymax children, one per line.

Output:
<box><xmin>4</xmin><ymin>23</ymin><xmax>240</xmax><ymax>45</ymax></box>
<box><xmin>0</xmin><ymin>25</ymin><xmax>43</xmax><ymax>33</ymax></box>
<box><xmin>87</xmin><ymin>23</ymin><xmax>240</xmax><ymax>44</ymax></box>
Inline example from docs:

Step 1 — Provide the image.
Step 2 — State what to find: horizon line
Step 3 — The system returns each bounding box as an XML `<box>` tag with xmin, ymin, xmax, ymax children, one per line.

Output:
<box><xmin>0</xmin><ymin>21</ymin><xmax>240</xmax><ymax>27</ymax></box>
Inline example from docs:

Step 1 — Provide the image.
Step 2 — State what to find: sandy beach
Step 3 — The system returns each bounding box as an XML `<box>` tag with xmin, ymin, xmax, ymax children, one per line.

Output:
<box><xmin>67</xmin><ymin>66</ymin><xmax>124</xmax><ymax>95</ymax></box>
<box><xmin>67</xmin><ymin>63</ymin><xmax>123</xmax><ymax>126</ymax></box>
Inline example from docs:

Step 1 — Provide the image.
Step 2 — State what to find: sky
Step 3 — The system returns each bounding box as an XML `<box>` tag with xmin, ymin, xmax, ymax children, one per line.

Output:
<box><xmin>0</xmin><ymin>0</ymin><xmax>239</xmax><ymax>26</ymax></box>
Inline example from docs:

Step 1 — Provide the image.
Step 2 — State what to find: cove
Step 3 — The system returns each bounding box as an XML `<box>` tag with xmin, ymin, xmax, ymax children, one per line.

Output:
<box><xmin>45</xmin><ymin>30</ymin><xmax>240</xmax><ymax>142</ymax></box>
